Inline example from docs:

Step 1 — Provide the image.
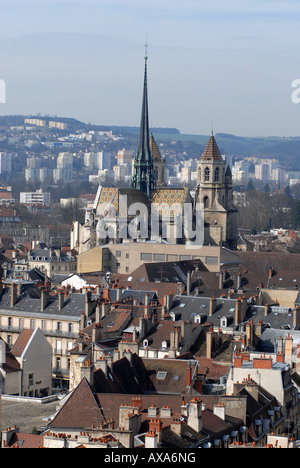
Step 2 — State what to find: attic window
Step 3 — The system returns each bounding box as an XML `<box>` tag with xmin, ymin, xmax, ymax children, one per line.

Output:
<box><xmin>179</xmin><ymin>303</ymin><xmax>186</xmax><ymax>308</ymax></box>
<box><xmin>156</xmin><ymin>371</ymin><xmax>167</xmax><ymax>381</ymax></box>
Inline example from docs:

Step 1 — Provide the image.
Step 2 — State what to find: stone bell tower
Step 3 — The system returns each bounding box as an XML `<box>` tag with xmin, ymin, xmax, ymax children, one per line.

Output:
<box><xmin>195</xmin><ymin>132</ymin><xmax>237</xmax><ymax>248</ymax></box>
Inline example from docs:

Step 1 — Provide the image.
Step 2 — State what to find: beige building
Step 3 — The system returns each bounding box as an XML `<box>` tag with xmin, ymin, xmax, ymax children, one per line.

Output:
<box><xmin>77</xmin><ymin>242</ymin><xmax>241</xmax><ymax>275</ymax></box>
<box><xmin>28</xmin><ymin>247</ymin><xmax>77</xmax><ymax>277</ymax></box>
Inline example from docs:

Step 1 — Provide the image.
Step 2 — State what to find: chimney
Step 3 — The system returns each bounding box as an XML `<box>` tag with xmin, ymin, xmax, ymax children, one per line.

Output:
<box><xmin>187</xmin><ymin>363</ymin><xmax>192</xmax><ymax>387</ymax></box>
<box><xmin>139</xmin><ymin>318</ymin><xmax>146</xmax><ymax>340</ymax></box>
<box><xmin>58</xmin><ymin>290</ymin><xmax>64</xmax><ymax>310</ymax></box>
<box><xmin>213</xmin><ymin>403</ymin><xmax>226</xmax><ymax>421</ymax></box>
<box><xmin>145</xmin><ymin>293</ymin><xmax>150</xmax><ymax>307</ymax></box>
<box><xmin>85</xmin><ymin>290</ymin><xmax>92</xmax><ymax>317</ymax></box>
<box><xmin>145</xmin><ymin>431</ymin><xmax>158</xmax><ymax>449</ymax></box>
<box><xmin>80</xmin><ymin>311</ymin><xmax>86</xmax><ymax>330</ymax></box>
<box><xmin>187</xmin><ymin>271</ymin><xmax>191</xmax><ymax>295</ymax></box>
<box><xmin>148</xmin><ymin>405</ymin><xmax>159</xmax><ymax>417</ymax></box>
<box><xmin>95</xmin><ymin>304</ymin><xmax>101</xmax><ymax>323</ymax></box>
<box><xmin>284</xmin><ymin>334</ymin><xmax>293</xmax><ymax>365</ymax></box>
<box><xmin>116</xmin><ymin>285</ymin><xmax>122</xmax><ymax>302</ymax></box>
<box><xmin>164</xmin><ymin>293</ymin><xmax>173</xmax><ymax>312</ymax></box>
<box><xmin>41</xmin><ymin>289</ymin><xmax>49</xmax><ymax>311</ymax></box>
<box><xmin>235</xmin><ymin>298</ymin><xmax>242</xmax><ymax>325</ymax></box>
<box><xmin>149</xmin><ymin>419</ymin><xmax>162</xmax><ymax>444</ymax></box>
<box><xmin>98</xmin><ymin>357</ymin><xmax>108</xmax><ymax>378</ymax></box>
<box><xmin>246</xmin><ymin>321</ymin><xmax>254</xmax><ymax>348</ymax></box>
<box><xmin>293</xmin><ymin>307</ymin><xmax>300</xmax><ymax>330</ymax></box>
<box><xmin>206</xmin><ymin>330</ymin><xmax>213</xmax><ymax>359</ymax></box>
<box><xmin>209</xmin><ymin>296</ymin><xmax>217</xmax><ymax>316</ymax></box>
<box><xmin>237</xmin><ymin>272</ymin><xmax>242</xmax><ymax>290</ymax></box>
<box><xmin>264</xmin><ymin>304</ymin><xmax>269</xmax><ymax>317</ymax></box>
<box><xmin>219</xmin><ymin>271</ymin><xmax>224</xmax><ymax>289</ymax></box>
<box><xmin>276</xmin><ymin>352</ymin><xmax>284</xmax><ymax>363</ymax></box>
<box><xmin>1</xmin><ymin>426</ymin><xmax>19</xmax><ymax>448</ymax></box>
<box><xmin>171</xmin><ymin>419</ymin><xmax>182</xmax><ymax>437</ymax></box>
<box><xmin>277</xmin><ymin>336</ymin><xmax>283</xmax><ymax>354</ymax></box>
<box><xmin>188</xmin><ymin>398</ymin><xmax>202</xmax><ymax>433</ymax></box>
<box><xmin>123</xmin><ymin>350</ymin><xmax>133</xmax><ymax>366</ymax></box>
<box><xmin>10</xmin><ymin>283</ymin><xmax>18</xmax><ymax>307</ymax></box>
<box><xmin>170</xmin><ymin>328</ymin><xmax>180</xmax><ymax>351</ymax></box>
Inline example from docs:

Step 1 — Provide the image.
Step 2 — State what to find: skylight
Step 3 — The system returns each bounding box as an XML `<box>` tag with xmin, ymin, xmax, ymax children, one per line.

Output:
<box><xmin>156</xmin><ymin>371</ymin><xmax>167</xmax><ymax>380</ymax></box>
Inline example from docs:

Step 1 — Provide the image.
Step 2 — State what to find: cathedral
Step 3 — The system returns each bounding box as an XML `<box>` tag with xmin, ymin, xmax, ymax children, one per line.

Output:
<box><xmin>77</xmin><ymin>51</ymin><xmax>237</xmax><ymax>252</ymax></box>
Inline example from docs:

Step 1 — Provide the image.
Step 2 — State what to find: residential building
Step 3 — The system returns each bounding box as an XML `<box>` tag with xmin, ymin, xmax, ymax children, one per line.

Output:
<box><xmin>20</xmin><ymin>189</ymin><xmax>51</xmax><ymax>207</ymax></box>
<box><xmin>0</xmin><ymin>283</ymin><xmax>96</xmax><ymax>389</ymax></box>
<box><xmin>0</xmin><ymin>328</ymin><xmax>52</xmax><ymax>396</ymax></box>
<box><xmin>0</xmin><ymin>153</ymin><xmax>12</xmax><ymax>174</ymax></box>
<box><xmin>28</xmin><ymin>246</ymin><xmax>77</xmax><ymax>277</ymax></box>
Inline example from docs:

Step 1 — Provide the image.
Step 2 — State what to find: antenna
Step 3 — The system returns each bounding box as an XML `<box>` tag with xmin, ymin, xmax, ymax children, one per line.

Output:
<box><xmin>144</xmin><ymin>36</ymin><xmax>149</xmax><ymax>61</ymax></box>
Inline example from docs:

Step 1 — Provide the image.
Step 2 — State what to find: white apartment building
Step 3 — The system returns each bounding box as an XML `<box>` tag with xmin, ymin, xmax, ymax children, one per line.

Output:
<box><xmin>20</xmin><ymin>189</ymin><xmax>51</xmax><ymax>206</ymax></box>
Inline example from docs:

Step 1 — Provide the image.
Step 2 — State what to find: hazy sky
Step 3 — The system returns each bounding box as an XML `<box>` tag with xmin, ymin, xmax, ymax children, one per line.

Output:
<box><xmin>1</xmin><ymin>0</ymin><xmax>300</xmax><ymax>136</ymax></box>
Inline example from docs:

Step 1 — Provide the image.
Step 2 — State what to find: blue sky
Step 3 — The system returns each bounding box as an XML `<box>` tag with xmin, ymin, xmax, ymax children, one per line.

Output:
<box><xmin>1</xmin><ymin>0</ymin><xmax>300</xmax><ymax>136</ymax></box>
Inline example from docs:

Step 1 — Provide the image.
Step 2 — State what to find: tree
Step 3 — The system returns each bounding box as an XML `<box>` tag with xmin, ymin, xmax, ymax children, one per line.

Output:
<box><xmin>292</xmin><ymin>201</ymin><xmax>300</xmax><ymax>229</ymax></box>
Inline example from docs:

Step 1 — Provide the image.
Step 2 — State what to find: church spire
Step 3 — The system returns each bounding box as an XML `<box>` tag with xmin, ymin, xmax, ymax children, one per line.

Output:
<box><xmin>130</xmin><ymin>44</ymin><xmax>156</xmax><ymax>197</ymax></box>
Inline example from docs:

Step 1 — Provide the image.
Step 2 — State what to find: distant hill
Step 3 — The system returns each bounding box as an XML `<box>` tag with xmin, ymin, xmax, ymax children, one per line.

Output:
<box><xmin>1</xmin><ymin>115</ymin><xmax>300</xmax><ymax>170</ymax></box>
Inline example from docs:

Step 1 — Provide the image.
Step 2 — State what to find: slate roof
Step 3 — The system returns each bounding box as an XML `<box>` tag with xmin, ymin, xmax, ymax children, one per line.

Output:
<box><xmin>245</xmin><ymin>304</ymin><xmax>295</xmax><ymax>331</ymax></box>
<box><xmin>257</xmin><ymin>328</ymin><xmax>300</xmax><ymax>353</ymax></box>
<box><xmin>169</xmin><ymin>295</ymin><xmax>238</xmax><ymax>328</ymax></box>
<box><xmin>0</xmin><ymin>286</ymin><xmax>86</xmax><ymax>321</ymax></box>
<box><xmin>237</xmin><ymin>251</ymin><xmax>300</xmax><ymax>290</ymax></box>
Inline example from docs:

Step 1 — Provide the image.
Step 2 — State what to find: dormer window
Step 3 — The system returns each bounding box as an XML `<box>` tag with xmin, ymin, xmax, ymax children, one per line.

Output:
<box><xmin>220</xmin><ymin>316</ymin><xmax>227</xmax><ymax>328</ymax></box>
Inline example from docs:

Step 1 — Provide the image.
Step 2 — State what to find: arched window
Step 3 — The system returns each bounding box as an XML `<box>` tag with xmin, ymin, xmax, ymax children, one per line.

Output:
<box><xmin>198</xmin><ymin>167</ymin><xmax>201</xmax><ymax>182</ymax></box>
<box><xmin>215</xmin><ymin>167</ymin><xmax>220</xmax><ymax>182</ymax></box>
<box><xmin>204</xmin><ymin>196</ymin><xmax>209</xmax><ymax>209</ymax></box>
<box><xmin>205</xmin><ymin>167</ymin><xmax>210</xmax><ymax>181</ymax></box>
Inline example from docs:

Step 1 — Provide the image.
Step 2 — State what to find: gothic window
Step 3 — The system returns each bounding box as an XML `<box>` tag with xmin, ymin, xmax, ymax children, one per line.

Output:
<box><xmin>204</xmin><ymin>196</ymin><xmax>209</xmax><ymax>209</ymax></box>
<box><xmin>198</xmin><ymin>167</ymin><xmax>201</xmax><ymax>182</ymax></box>
<box><xmin>205</xmin><ymin>167</ymin><xmax>210</xmax><ymax>181</ymax></box>
<box><xmin>215</xmin><ymin>167</ymin><xmax>220</xmax><ymax>182</ymax></box>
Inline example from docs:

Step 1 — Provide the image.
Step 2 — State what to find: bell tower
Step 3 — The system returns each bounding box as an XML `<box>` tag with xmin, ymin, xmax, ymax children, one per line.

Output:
<box><xmin>195</xmin><ymin>132</ymin><xmax>237</xmax><ymax>248</ymax></box>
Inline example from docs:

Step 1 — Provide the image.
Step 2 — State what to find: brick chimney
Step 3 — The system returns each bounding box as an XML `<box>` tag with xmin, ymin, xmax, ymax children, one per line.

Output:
<box><xmin>149</xmin><ymin>419</ymin><xmax>162</xmax><ymax>443</ymax></box>
<box><xmin>187</xmin><ymin>363</ymin><xmax>192</xmax><ymax>387</ymax></box>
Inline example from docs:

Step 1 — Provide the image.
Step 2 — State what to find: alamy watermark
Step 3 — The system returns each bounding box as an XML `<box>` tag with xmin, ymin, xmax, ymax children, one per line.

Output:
<box><xmin>0</xmin><ymin>79</ymin><xmax>6</xmax><ymax>104</ymax></box>
<box><xmin>96</xmin><ymin>196</ymin><xmax>204</xmax><ymax>248</ymax></box>
<box><xmin>291</xmin><ymin>79</ymin><xmax>300</xmax><ymax>104</ymax></box>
